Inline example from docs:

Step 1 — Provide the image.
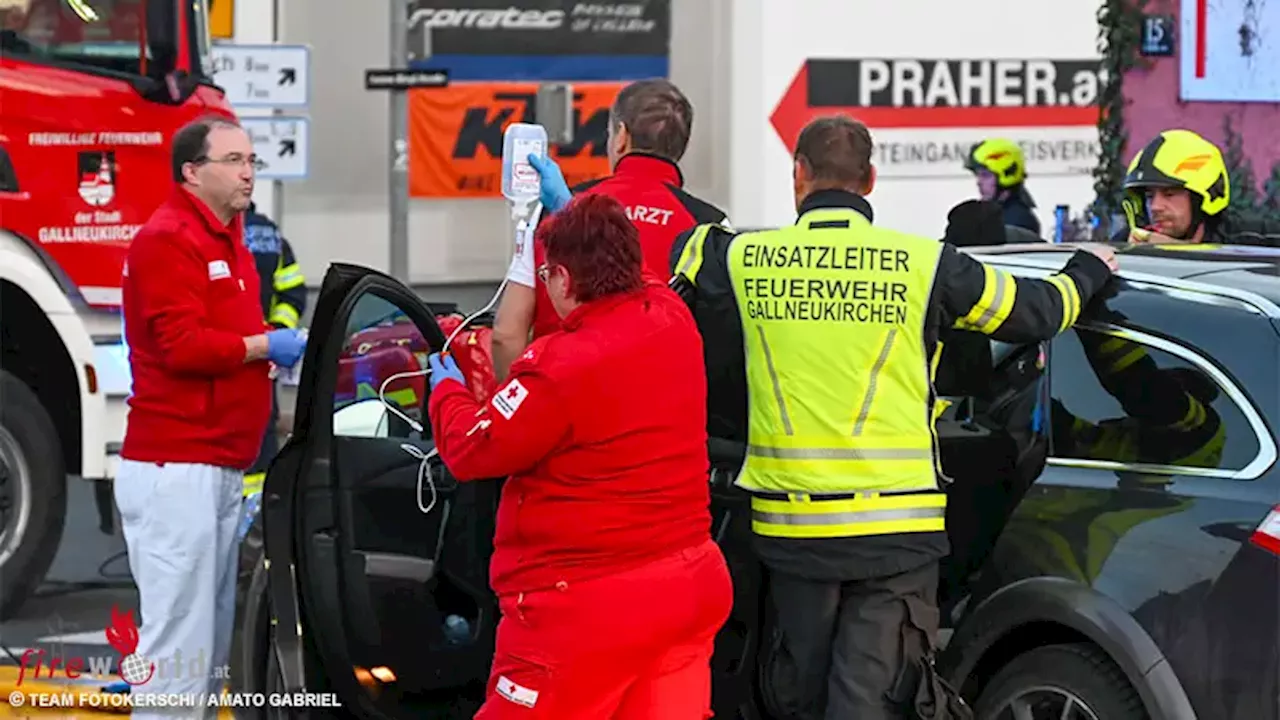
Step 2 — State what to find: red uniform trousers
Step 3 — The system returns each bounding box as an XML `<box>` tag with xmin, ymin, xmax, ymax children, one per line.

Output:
<box><xmin>475</xmin><ymin>539</ymin><xmax>733</xmax><ymax>720</ymax></box>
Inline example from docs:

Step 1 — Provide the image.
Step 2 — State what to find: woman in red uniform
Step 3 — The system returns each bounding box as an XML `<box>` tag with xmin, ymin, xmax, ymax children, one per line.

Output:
<box><xmin>427</xmin><ymin>193</ymin><xmax>732</xmax><ymax>719</ymax></box>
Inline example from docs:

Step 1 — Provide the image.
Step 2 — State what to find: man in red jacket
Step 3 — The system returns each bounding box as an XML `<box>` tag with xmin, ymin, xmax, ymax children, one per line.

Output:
<box><xmin>117</xmin><ymin>116</ymin><xmax>307</xmax><ymax>715</ymax></box>
<box><xmin>491</xmin><ymin>78</ymin><xmax>731</xmax><ymax>380</ymax></box>
<box><xmin>428</xmin><ymin>194</ymin><xmax>733</xmax><ymax>719</ymax></box>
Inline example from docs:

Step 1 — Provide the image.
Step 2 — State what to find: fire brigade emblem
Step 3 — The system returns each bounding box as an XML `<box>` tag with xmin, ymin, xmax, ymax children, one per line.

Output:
<box><xmin>77</xmin><ymin>151</ymin><xmax>116</xmax><ymax>207</ymax></box>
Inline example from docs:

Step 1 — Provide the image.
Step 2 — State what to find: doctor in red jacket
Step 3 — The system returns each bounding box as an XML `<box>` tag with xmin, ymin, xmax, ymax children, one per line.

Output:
<box><xmin>490</xmin><ymin>79</ymin><xmax>731</xmax><ymax>381</ymax></box>
<box><xmin>427</xmin><ymin>193</ymin><xmax>733</xmax><ymax>720</ymax></box>
<box><xmin>118</xmin><ymin>116</ymin><xmax>306</xmax><ymax>716</ymax></box>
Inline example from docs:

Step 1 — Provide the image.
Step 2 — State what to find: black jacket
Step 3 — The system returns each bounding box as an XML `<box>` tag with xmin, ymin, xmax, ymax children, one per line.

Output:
<box><xmin>1208</xmin><ymin>213</ymin><xmax>1280</xmax><ymax>245</ymax></box>
<box><xmin>244</xmin><ymin>206</ymin><xmax>307</xmax><ymax>329</ymax></box>
<box><xmin>1000</xmin><ymin>185</ymin><xmax>1041</xmax><ymax>236</ymax></box>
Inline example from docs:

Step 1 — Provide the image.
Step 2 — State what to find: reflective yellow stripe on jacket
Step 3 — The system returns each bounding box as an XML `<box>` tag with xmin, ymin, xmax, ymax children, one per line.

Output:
<box><xmin>673</xmin><ymin>223</ymin><xmax>715</xmax><ymax>281</ymax></box>
<box><xmin>269</xmin><ymin>258</ymin><xmax>305</xmax><ymax>328</ymax></box>
<box><xmin>723</xmin><ymin>207</ymin><xmax>948</xmax><ymax>539</ymax></box>
<box><xmin>268</xmin><ymin>302</ymin><xmax>301</xmax><ymax>328</ymax></box>
<box><xmin>274</xmin><ymin>261</ymin><xmax>305</xmax><ymax>292</ymax></box>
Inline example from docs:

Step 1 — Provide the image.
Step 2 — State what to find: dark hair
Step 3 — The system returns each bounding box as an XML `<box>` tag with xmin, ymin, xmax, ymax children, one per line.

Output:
<box><xmin>170</xmin><ymin>116</ymin><xmax>241</xmax><ymax>183</ymax></box>
<box><xmin>794</xmin><ymin>115</ymin><xmax>874</xmax><ymax>189</ymax></box>
<box><xmin>610</xmin><ymin>79</ymin><xmax>693</xmax><ymax>162</ymax></box>
<box><xmin>539</xmin><ymin>193</ymin><xmax>644</xmax><ymax>302</ymax></box>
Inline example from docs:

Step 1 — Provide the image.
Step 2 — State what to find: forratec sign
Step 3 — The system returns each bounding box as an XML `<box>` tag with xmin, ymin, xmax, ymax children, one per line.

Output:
<box><xmin>406</xmin><ymin>1</ymin><xmax>671</xmax><ymax>81</ymax></box>
<box><xmin>769</xmin><ymin>58</ymin><xmax>1104</xmax><ymax>180</ymax></box>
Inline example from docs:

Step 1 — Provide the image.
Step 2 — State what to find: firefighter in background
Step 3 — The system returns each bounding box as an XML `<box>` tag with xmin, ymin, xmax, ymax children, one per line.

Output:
<box><xmin>965</xmin><ymin>138</ymin><xmax>1041</xmax><ymax>236</ymax></box>
<box><xmin>1121</xmin><ymin>128</ymin><xmax>1280</xmax><ymax>246</ymax></box>
<box><xmin>243</xmin><ymin>201</ymin><xmax>307</xmax><ymax>496</ymax></box>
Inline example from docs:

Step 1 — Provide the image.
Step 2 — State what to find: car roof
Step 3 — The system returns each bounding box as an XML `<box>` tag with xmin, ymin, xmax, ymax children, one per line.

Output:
<box><xmin>965</xmin><ymin>242</ymin><xmax>1280</xmax><ymax>312</ymax></box>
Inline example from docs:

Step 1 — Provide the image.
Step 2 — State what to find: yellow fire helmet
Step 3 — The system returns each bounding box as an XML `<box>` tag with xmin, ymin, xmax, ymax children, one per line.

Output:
<box><xmin>1123</xmin><ymin>129</ymin><xmax>1230</xmax><ymax>218</ymax></box>
<box><xmin>965</xmin><ymin>139</ymin><xmax>1026</xmax><ymax>188</ymax></box>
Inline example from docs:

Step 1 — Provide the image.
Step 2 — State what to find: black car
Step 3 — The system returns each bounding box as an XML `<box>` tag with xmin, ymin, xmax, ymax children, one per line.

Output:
<box><xmin>233</xmin><ymin>243</ymin><xmax>1280</xmax><ymax>720</ymax></box>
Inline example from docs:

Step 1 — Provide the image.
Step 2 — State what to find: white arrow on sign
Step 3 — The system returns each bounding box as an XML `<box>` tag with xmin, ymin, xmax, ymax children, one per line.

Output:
<box><xmin>241</xmin><ymin>117</ymin><xmax>310</xmax><ymax>180</ymax></box>
<box><xmin>210</xmin><ymin>44</ymin><xmax>310</xmax><ymax>108</ymax></box>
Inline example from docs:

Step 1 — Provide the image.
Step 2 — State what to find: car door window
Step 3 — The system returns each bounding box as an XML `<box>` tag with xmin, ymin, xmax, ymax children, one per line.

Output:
<box><xmin>332</xmin><ymin>292</ymin><xmax>432</xmax><ymax>440</ymax></box>
<box><xmin>1048</xmin><ymin>327</ymin><xmax>1262</xmax><ymax>474</ymax></box>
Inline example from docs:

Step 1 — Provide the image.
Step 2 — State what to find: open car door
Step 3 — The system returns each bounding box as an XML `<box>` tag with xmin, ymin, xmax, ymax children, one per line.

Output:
<box><xmin>934</xmin><ymin>330</ymin><xmax>1052</xmax><ymax>615</ymax></box>
<box><xmin>262</xmin><ymin>264</ymin><xmax>500</xmax><ymax>718</ymax></box>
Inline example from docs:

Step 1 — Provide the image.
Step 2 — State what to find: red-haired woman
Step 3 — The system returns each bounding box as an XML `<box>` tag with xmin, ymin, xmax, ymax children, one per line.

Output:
<box><xmin>426</xmin><ymin>193</ymin><xmax>732</xmax><ymax>719</ymax></box>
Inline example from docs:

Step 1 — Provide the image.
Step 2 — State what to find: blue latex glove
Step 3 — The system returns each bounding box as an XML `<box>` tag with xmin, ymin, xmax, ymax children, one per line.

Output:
<box><xmin>428</xmin><ymin>353</ymin><xmax>465</xmax><ymax>391</ymax></box>
<box><xmin>528</xmin><ymin>153</ymin><xmax>572</xmax><ymax>213</ymax></box>
<box><xmin>266</xmin><ymin>328</ymin><xmax>306</xmax><ymax>368</ymax></box>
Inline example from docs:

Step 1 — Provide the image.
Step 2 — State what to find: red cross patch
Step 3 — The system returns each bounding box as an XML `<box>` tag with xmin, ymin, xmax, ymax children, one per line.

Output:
<box><xmin>490</xmin><ymin>378</ymin><xmax>529</xmax><ymax>420</ymax></box>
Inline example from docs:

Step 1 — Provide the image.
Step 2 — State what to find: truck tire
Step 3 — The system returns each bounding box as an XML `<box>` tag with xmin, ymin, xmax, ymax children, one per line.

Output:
<box><xmin>974</xmin><ymin>642</ymin><xmax>1147</xmax><ymax>720</ymax></box>
<box><xmin>0</xmin><ymin>370</ymin><xmax>68</xmax><ymax>620</ymax></box>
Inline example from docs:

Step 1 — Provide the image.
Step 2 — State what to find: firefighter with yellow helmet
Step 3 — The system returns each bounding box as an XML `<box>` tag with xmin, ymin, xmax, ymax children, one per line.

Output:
<box><xmin>965</xmin><ymin>138</ymin><xmax>1041</xmax><ymax>235</ymax></box>
<box><xmin>1122</xmin><ymin>128</ymin><xmax>1280</xmax><ymax>246</ymax></box>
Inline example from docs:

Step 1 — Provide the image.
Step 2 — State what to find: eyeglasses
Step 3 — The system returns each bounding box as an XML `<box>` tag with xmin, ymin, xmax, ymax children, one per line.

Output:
<box><xmin>536</xmin><ymin>263</ymin><xmax>552</xmax><ymax>283</ymax></box>
<box><xmin>194</xmin><ymin>153</ymin><xmax>258</xmax><ymax>169</ymax></box>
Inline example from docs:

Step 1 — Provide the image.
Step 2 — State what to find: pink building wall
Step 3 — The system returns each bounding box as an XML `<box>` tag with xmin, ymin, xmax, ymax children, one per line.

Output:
<box><xmin>1123</xmin><ymin>0</ymin><xmax>1280</xmax><ymax>191</ymax></box>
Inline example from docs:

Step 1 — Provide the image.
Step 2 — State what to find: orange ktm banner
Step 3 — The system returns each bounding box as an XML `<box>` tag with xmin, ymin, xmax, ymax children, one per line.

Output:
<box><xmin>408</xmin><ymin>82</ymin><xmax>622</xmax><ymax>198</ymax></box>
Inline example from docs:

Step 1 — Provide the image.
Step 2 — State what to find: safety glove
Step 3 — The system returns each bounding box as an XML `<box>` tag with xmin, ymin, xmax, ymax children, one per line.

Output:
<box><xmin>528</xmin><ymin>153</ymin><xmax>572</xmax><ymax>213</ymax></box>
<box><xmin>428</xmin><ymin>353</ymin><xmax>466</xmax><ymax>391</ymax></box>
<box><xmin>266</xmin><ymin>328</ymin><xmax>306</xmax><ymax>368</ymax></box>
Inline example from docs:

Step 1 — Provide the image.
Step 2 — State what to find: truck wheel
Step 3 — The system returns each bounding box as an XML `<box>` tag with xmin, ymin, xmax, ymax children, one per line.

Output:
<box><xmin>974</xmin><ymin>642</ymin><xmax>1147</xmax><ymax>720</ymax></box>
<box><xmin>0</xmin><ymin>370</ymin><xmax>68</xmax><ymax>620</ymax></box>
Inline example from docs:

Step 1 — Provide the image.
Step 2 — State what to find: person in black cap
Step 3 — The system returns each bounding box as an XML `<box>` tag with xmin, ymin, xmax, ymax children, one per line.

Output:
<box><xmin>943</xmin><ymin>199</ymin><xmax>1048</xmax><ymax>247</ymax></box>
<box><xmin>935</xmin><ymin>200</ymin><xmax>1046</xmax><ymax>398</ymax></box>
<box><xmin>242</xmin><ymin>201</ymin><xmax>307</xmax><ymax>497</ymax></box>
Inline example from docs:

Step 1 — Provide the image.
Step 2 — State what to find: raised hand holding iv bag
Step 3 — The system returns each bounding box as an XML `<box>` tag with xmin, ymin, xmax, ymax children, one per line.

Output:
<box><xmin>502</xmin><ymin>122</ymin><xmax>548</xmax><ymax>224</ymax></box>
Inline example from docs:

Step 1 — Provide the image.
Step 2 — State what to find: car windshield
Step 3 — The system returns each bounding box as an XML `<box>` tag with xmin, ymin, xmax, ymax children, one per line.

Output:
<box><xmin>0</xmin><ymin>0</ymin><xmax>210</xmax><ymax>79</ymax></box>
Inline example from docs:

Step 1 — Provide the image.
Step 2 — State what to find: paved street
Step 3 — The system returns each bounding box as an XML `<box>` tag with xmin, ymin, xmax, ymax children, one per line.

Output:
<box><xmin>1</xmin><ymin>477</ymin><xmax>137</xmax><ymax>671</ymax></box>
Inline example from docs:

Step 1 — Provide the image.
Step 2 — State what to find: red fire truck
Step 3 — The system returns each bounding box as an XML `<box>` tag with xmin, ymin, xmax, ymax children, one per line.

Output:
<box><xmin>0</xmin><ymin>0</ymin><xmax>235</xmax><ymax>617</ymax></box>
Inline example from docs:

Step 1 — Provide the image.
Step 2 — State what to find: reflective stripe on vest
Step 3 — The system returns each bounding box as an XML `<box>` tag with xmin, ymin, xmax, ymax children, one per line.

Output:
<box><xmin>673</xmin><ymin>223</ymin><xmax>715</xmax><ymax>281</ymax></box>
<box><xmin>726</xmin><ymin>206</ymin><xmax>947</xmax><ymax>538</ymax></box>
<box><xmin>751</xmin><ymin>491</ymin><xmax>946</xmax><ymax>538</ymax></box>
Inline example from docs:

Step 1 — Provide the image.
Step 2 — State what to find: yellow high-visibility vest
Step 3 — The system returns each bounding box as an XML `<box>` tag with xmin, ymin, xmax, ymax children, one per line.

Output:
<box><xmin>721</xmin><ymin>206</ymin><xmax>950</xmax><ymax>539</ymax></box>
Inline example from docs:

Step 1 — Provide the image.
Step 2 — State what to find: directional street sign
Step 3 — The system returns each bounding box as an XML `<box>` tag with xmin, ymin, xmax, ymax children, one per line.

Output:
<box><xmin>210</xmin><ymin>44</ymin><xmax>311</xmax><ymax>108</ymax></box>
<box><xmin>241</xmin><ymin>116</ymin><xmax>310</xmax><ymax>180</ymax></box>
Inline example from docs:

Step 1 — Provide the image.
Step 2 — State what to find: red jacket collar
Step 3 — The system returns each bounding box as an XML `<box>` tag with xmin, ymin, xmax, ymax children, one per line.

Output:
<box><xmin>614</xmin><ymin>153</ymin><xmax>683</xmax><ymax>187</ymax></box>
<box><xmin>171</xmin><ymin>186</ymin><xmax>243</xmax><ymax>241</ymax></box>
<box><xmin>560</xmin><ymin>285</ymin><xmax>648</xmax><ymax>332</ymax></box>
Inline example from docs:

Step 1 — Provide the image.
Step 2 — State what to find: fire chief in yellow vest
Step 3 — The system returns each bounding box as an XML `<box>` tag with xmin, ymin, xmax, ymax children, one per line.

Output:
<box><xmin>669</xmin><ymin>115</ymin><xmax>1118</xmax><ymax>720</ymax></box>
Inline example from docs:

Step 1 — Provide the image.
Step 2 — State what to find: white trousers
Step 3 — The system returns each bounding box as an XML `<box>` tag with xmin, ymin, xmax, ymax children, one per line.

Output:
<box><xmin>114</xmin><ymin>460</ymin><xmax>244</xmax><ymax>719</ymax></box>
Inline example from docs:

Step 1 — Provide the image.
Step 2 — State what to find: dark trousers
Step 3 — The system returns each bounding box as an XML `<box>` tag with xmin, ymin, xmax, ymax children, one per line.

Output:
<box><xmin>248</xmin><ymin>382</ymin><xmax>280</xmax><ymax>477</ymax></box>
<box><xmin>764</xmin><ymin>560</ymin><xmax>942</xmax><ymax>720</ymax></box>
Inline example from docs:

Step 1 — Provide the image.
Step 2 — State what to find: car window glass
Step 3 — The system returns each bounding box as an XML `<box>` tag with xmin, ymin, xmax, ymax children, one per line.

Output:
<box><xmin>1048</xmin><ymin>328</ymin><xmax>1261</xmax><ymax>472</ymax></box>
<box><xmin>332</xmin><ymin>292</ymin><xmax>431</xmax><ymax>440</ymax></box>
